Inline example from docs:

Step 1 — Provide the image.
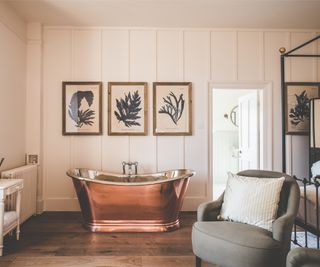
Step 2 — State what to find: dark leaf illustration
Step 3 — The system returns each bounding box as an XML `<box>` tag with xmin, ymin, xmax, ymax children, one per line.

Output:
<box><xmin>289</xmin><ymin>90</ymin><xmax>310</xmax><ymax>126</ymax></box>
<box><xmin>114</xmin><ymin>90</ymin><xmax>142</xmax><ymax>127</ymax></box>
<box><xmin>158</xmin><ymin>91</ymin><xmax>185</xmax><ymax>125</ymax></box>
<box><xmin>68</xmin><ymin>91</ymin><xmax>95</xmax><ymax>128</ymax></box>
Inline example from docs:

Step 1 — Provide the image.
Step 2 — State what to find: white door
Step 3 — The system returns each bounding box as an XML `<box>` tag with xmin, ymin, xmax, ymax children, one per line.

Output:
<box><xmin>238</xmin><ymin>91</ymin><xmax>259</xmax><ymax>171</ymax></box>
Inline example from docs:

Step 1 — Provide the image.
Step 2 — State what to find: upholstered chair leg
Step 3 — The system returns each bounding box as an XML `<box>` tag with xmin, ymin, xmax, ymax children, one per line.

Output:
<box><xmin>16</xmin><ymin>226</ymin><xmax>20</xmax><ymax>240</ymax></box>
<box><xmin>195</xmin><ymin>256</ymin><xmax>201</xmax><ymax>267</ymax></box>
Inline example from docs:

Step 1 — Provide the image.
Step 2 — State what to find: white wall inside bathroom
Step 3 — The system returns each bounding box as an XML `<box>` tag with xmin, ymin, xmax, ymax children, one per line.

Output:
<box><xmin>212</xmin><ymin>89</ymin><xmax>252</xmax><ymax>185</ymax></box>
<box><xmin>40</xmin><ymin>27</ymin><xmax>320</xmax><ymax>211</ymax></box>
<box><xmin>0</xmin><ymin>2</ymin><xmax>26</xmax><ymax>171</ymax></box>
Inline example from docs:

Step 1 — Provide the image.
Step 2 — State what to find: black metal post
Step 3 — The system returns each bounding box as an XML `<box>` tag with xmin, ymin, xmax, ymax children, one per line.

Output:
<box><xmin>286</xmin><ymin>54</ymin><xmax>320</xmax><ymax>58</ymax></box>
<box><xmin>195</xmin><ymin>256</ymin><xmax>201</xmax><ymax>267</ymax></box>
<box><xmin>281</xmin><ymin>54</ymin><xmax>286</xmax><ymax>172</ymax></box>
<box><xmin>293</xmin><ymin>223</ymin><xmax>297</xmax><ymax>244</ymax></box>
<box><xmin>315</xmin><ymin>179</ymin><xmax>319</xmax><ymax>249</ymax></box>
<box><xmin>284</xmin><ymin>35</ymin><xmax>320</xmax><ymax>56</ymax></box>
<box><xmin>303</xmin><ymin>178</ymin><xmax>308</xmax><ymax>247</ymax></box>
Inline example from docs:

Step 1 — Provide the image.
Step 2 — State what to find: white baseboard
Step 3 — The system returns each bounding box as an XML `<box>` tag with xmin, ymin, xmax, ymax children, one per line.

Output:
<box><xmin>36</xmin><ymin>199</ymin><xmax>44</xmax><ymax>214</ymax></box>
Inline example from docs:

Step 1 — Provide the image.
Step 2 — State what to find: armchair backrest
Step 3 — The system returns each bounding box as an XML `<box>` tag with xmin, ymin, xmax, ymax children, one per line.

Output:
<box><xmin>237</xmin><ymin>170</ymin><xmax>299</xmax><ymax>220</ymax></box>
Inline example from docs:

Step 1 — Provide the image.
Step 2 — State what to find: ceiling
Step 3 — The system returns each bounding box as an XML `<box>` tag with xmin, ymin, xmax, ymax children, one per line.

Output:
<box><xmin>5</xmin><ymin>0</ymin><xmax>320</xmax><ymax>29</ymax></box>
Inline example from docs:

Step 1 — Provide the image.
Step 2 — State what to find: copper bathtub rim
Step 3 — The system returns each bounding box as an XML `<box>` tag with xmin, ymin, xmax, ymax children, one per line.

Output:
<box><xmin>67</xmin><ymin>168</ymin><xmax>195</xmax><ymax>186</ymax></box>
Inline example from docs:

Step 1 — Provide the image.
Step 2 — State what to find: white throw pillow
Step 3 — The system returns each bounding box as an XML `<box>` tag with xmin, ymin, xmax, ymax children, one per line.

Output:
<box><xmin>311</xmin><ymin>160</ymin><xmax>320</xmax><ymax>178</ymax></box>
<box><xmin>219</xmin><ymin>172</ymin><xmax>285</xmax><ymax>231</ymax></box>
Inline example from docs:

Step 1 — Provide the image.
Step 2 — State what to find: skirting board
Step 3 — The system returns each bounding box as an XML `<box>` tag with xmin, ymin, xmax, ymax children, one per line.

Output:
<box><xmin>36</xmin><ymin>199</ymin><xmax>44</xmax><ymax>214</ymax></box>
<box><xmin>44</xmin><ymin>196</ymin><xmax>207</xmax><ymax>212</ymax></box>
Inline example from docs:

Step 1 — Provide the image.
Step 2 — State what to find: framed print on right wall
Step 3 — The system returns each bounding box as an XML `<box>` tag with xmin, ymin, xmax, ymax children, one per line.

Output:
<box><xmin>285</xmin><ymin>82</ymin><xmax>320</xmax><ymax>135</ymax></box>
<box><xmin>153</xmin><ymin>82</ymin><xmax>192</xmax><ymax>136</ymax></box>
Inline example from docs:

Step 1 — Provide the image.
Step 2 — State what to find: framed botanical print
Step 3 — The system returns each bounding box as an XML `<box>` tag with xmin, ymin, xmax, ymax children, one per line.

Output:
<box><xmin>108</xmin><ymin>82</ymin><xmax>148</xmax><ymax>135</ymax></box>
<box><xmin>153</xmin><ymin>82</ymin><xmax>192</xmax><ymax>135</ymax></box>
<box><xmin>285</xmin><ymin>82</ymin><xmax>320</xmax><ymax>135</ymax></box>
<box><xmin>62</xmin><ymin>81</ymin><xmax>102</xmax><ymax>135</ymax></box>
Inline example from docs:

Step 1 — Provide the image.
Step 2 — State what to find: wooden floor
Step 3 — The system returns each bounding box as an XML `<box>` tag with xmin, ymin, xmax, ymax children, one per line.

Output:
<box><xmin>0</xmin><ymin>212</ymin><xmax>217</xmax><ymax>267</ymax></box>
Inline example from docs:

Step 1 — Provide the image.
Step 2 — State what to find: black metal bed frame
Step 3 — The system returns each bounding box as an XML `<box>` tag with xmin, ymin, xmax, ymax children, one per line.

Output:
<box><xmin>281</xmin><ymin>34</ymin><xmax>320</xmax><ymax>172</ymax></box>
<box><xmin>280</xmin><ymin>35</ymin><xmax>320</xmax><ymax>249</ymax></box>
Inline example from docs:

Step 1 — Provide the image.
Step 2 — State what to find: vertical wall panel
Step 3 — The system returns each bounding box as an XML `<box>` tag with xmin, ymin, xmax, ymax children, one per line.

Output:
<box><xmin>290</xmin><ymin>32</ymin><xmax>317</xmax><ymax>179</ymax></box>
<box><xmin>211</xmin><ymin>31</ymin><xmax>236</xmax><ymax>81</ymax></box>
<box><xmin>26</xmin><ymin>23</ymin><xmax>43</xmax><ymax>212</ymax></box>
<box><xmin>101</xmin><ymin>29</ymin><xmax>130</xmax><ymax>172</ymax></box>
<box><xmin>184</xmin><ymin>30</ymin><xmax>210</xmax><ymax>206</ymax></box>
<box><xmin>290</xmin><ymin>32</ymin><xmax>317</xmax><ymax>81</ymax></box>
<box><xmin>72</xmin><ymin>29</ymin><xmax>102</xmax><ymax>170</ymax></box>
<box><xmin>264</xmin><ymin>32</ymin><xmax>290</xmax><ymax>171</ymax></box>
<box><xmin>0</xmin><ymin>22</ymin><xmax>26</xmax><ymax>171</ymax></box>
<box><xmin>73</xmin><ymin>29</ymin><xmax>102</xmax><ymax>81</ymax></box>
<box><xmin>25</xmin><ymin>42</ymin><xmax>40</xmax><ymax>153</ymax></box>
<box><xmin>237</xmin><ymin>31</ymin><xmax>263</xmax><ymax>80</ymax></box>
<box><xmin>129</xmin><ymin>30</ymin><xmax>156</xmax><ymax>173</ymax></box>
<box><xmin>43</xmin><ymin>29</ymin><xmax>74</xmax><ymax>208</ymax></box>
<box><xmin>130</xmin><ymin>30</ymin><xmax>156</xmax><ymax>81</ymax></box>
<box><xmin>156</xmin><ymin>30</ymin><xmax>184</xmax><ymax>171</ymax></box>
<box><xmin>157</xmin><ymin>30</ymin><xmax>183</xmax><ymax>81</ymax></box>
<box><xmin>291</xmin><ymin>136</ymin><xmax>309</xmax><ymax>179</ymax></box>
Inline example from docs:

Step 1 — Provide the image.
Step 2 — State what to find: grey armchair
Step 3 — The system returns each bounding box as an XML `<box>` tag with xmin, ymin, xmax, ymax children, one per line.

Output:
<box><xmin>286</xmin><ymin>248</ymin><xmax>320</xmax><ymax>267</ymax></box>
<box><xmin>192</xmin><ymin>170</ymin><xmax>300</xmax><ymax>267</ymax></box>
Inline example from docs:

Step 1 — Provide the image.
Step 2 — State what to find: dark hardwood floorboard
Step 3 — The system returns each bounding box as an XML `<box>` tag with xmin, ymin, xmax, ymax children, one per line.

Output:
<box><xmin>0</xmin><ymin>212</ymin><xmax>217</xmax><ymax>267</ymax></box>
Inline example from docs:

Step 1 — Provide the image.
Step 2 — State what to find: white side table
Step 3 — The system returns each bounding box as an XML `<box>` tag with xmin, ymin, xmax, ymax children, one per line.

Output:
<box><xmin>0</xmin><ymin>179</ymin><xmax>23</xmax><ymax>256</ymax></box>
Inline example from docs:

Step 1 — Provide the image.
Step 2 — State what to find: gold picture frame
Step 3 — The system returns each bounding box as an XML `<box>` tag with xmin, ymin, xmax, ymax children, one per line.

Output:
<box><xmin>62</xmin><ymin>81</ymin><xmax>102</xmax><ymax>135</ymax></box>
<box><xmin>108</xmin><ymin>82</ymin><xmax>148</xmax><ymax>136</ymax></box>
<box><xmin>153</xmin><ymin>82</ymin><xmax>192</xmax><ymax>136</ymax></box>
<box><xmin>285</xmin><ymin>82</ymin><xmax>320</xmax><ymax>135</ymax></box>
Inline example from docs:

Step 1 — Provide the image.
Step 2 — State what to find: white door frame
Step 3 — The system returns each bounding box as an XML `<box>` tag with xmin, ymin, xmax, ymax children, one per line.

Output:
<box><xmin>208</xmin><ymin>81</ymin><xmax>273</xmax><ymax>201</ymax></box>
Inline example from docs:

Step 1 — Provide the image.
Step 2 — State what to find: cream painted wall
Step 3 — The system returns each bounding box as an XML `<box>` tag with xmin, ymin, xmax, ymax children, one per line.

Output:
<box><xmin>0</xmin><ymin>2</ymin><xmax>26</xmax><ymax>41</ymax></box>
<box><xmin>0</xmin><ymin>3</ymin><xmax>26</xmax><ymax>172</ymax></box>
<box><xmin>41</xmin><ymin>27</ymin><xmax>320</xmax><ymax>211</ymax></box>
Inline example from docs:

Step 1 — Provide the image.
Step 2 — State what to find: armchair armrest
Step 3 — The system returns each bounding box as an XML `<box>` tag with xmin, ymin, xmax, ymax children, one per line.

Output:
<box><xmin>197</xmin><ymin>194</ymin><xmax>224</xmax><ymax>221</ymax></box>
<box><xmin>286</xmin><ymin>248</ymin><xmax>320</xmax><ymax>267</ymax></box>
<box><xmin>272</xmin><ymin>213</ymin><xmax>295</xmax><ymax>242</ymax></box>
<box><xmin>273</xmin><ymin>180</ymin><xmax>299</xmax><ymax>244</ymax></box>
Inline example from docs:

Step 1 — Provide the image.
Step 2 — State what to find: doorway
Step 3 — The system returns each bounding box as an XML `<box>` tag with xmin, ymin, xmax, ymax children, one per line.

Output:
<box><xmin>211</xmin><ymin>88</ymin><xmax>262</xmax><ymax>198</ymax></box>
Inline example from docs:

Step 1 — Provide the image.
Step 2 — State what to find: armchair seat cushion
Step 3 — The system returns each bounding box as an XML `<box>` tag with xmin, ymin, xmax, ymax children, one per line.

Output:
<box><xmin>192</xmin><ymin>221</ymin><xmax>282</xmax><ymax>267</ymax></box>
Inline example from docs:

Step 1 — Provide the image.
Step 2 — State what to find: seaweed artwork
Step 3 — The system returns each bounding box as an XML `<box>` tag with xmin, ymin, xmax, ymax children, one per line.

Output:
<box><xmin>114</xmin><ymin>90</ymin><xmax>142</xmax><ymax>127</ymax></box>
<box><xmin>289</xmin><ymin>90</ymin><xmax>310</xmax><ymax>126</ymax></box>
<box><xmin>159</xmin><ymin>91</ymin><xmax>185</xmax><ymax>125</ymax></box>
<box><xmin>68</xmin><ymin>91</ymin><xmax>95</xmax><ymax>128</ymax></box>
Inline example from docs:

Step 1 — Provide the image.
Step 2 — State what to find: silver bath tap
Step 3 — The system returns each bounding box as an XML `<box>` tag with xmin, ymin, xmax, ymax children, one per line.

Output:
<box><xmin>122</xmin><ymin>161</ymin><xmax>138</xmax><ymax>175</ymax></box>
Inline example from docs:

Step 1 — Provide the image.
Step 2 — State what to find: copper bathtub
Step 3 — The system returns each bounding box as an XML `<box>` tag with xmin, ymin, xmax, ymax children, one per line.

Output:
<box><xmin>67</xmin><ymin>168</ymin><xmax>195</xmax><ymax>232</ymax></box>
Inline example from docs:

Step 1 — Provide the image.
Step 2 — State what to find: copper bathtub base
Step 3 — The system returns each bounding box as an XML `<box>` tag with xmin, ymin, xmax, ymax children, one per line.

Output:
<box><xmin>83</xmin><ymin>219</ymin><xmax>180</xmax><ymax>232</ymax></box>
